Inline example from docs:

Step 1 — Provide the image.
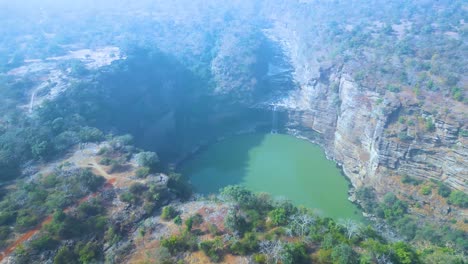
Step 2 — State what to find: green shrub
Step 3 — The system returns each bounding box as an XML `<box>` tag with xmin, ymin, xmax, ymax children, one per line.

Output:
<box><xmin>420</xmin><ymin>247</ymin><xmax>465</xmax><ymax>264</ymax></box>
<box><xmin>135</xmin><ymin>151</ymin><xmax>159</xmax><ymax>168</ymax></box>
<box><xmin>199</xmin><ymin>237</ymin><xmax>223</xmax><ymax>262</ymax></box>
<box><xmin>331</xmin><ymin>244</ymin><xmax>358</xmax><ymax>264</ymax></box>
<box><xmin>395</xmin><ymin>216</ymin><xmax>417</xmax><ymax>240</ymax></box>
<box><xmin>391</xmin><ymin>242</ymin><xmax>419</xmax><ymax>264</ymax></box>
<box><xmin>401</xmin><ymin>175</ymin><xmax>422</xmax><ymax>186</ymax></box>
<box><xmin>135</xmin><ymin>167</ymin><xmax>151</xmax><ymax>178</ymax></box>
<box><xmin>185</xmin><ymin>214</ymin><xmax>203</xmax><ymax>232</ymax></box>
<box><xmin>437</xmin><ymin>183</ymin><xmax>451</xmax><ymax>198</ymax></box>
<box><xmin>75</xmin><ymin>242</ymin><xmax>102</xmax><ymax>264</ymax></box>
<box><xmin>398</xmin><ymin>132</ymin><xmax>413</xmax><ymax>141</ymax></box>
<box><xmin>376</xmin><ymin>193</ymin><xmax>408</xmax><ymax>223</ymax></box>
<box><xmin>420</xmin><ymin>185</ymin><xmax>432</xmax><ymax>195</ymax></box>
<box><xmin>448</xmin><ymin>191</ymin><xmax>468</xmax><ymax>208</ymax></box>
<box><xmin>0</xmin><ymin>226</ymin><xmax>11</xmax><ymax>241</ymax></box>
<box><xmin>161</xmin><ymin>232</ymin><xmax>197</xmax><ymax>255</ymax></box>
<box><xmin>253</xmin><ymin>253</ymin><xmax>267</xmax><ymax>264</ymax></box>
<box><xmin>224</xmin><ymin>209</ymin><xmax>250</xmax><ymax>235</ymax></box>
<box><xmin>460</xmin><ymin>130</ymin><xmax>468</xmax><ymax>138</ymax></box>
<box><xmin>229</xmin><ymin>232</ymin><xmax>258</xmax><ymax>255</ymax></box>
<box><xmin>0</xmin><ymin>211</ymin><xmax>16</xmax><ymax>225</ymax></box>
<box><xmin>451</xmin><ymin>87</ymin><xmax>463</xmax><ymax>101</ymax></box>
<box><xmin>42</xmin><ymin>174</ymin><xmax>59</xmax><ymax>188</ymax></box>
<box><xmin>268</xmin><ymin>208</ymin><xmax>288</xmax><ymax>226</ymax></box>
<box><xmin>191</xmin><ymin>214</ymin><xmax>204</xmax><ymax>226</ymax></box>
<box><xmin>284</xmin><ymin>242</ymin><xmax>310</xmax><ymax>264</ymax></box>
<box><xmin>97</xmin><ymin>147</ymin><xmax>109</xmax><ymax>155</ymax></box>
<box><xmin>174</xmin><ymin>215</ymin><xmax>182</xmax><ymax>226</ymax></box>
<box><xmin>119</xmin><ymin>192</ymin><xmax>136</xmax><ymax>204</ymax></box>
<box><xmin>78</xmin><ymin>127</ymin><xmax>104</xmax><ymax>142</ymax></box>
<box><xmin>425</xmin><ymin>119</ymin><xmax>435</xmax><ymax>132</ymax></box>
<box><xmin>15</xmin><ymin>211</ymin><xmax>39</xmax><ymax>231</ymax></box>
<box><xmin>54</xmin><ymin>246</ymin><xmax>79</xmax><ymax>264</ymax></box>
<box><xmin>78</xmin><ymin>170</ymin><xmax>105</xmax><ymax>192</ymax></box>
<box><xmin>221</xmin><ymin>185</ymin><xmax>255</xmax><ymax>208</ymax></box>
<box><xmin>30</xmin><ymin>234</ymin><xmax>59</xmax><ymax>251</ymax></box>
<box><xmin>355</xmin><ymin>187</ymin><xmax>376</xmax><ymax>210</ymax></box>
<box><xmin>161</xmin><ymin>206</ymin><xmax>178</xmax><ymax>220</ymax></box>
<box><xmin>129</xmin><ymin>182</ymin><xmax>146</xmax><ymax>194</ymax></box>
<box><xmin>77</xmin><ymin>200</ymin><xmax>104</xmax><ymax>218</ymax></box>
<box><xmin>167</xmin><ymin>173</ymin><xmax>192</xmax><ymax>200</ymax></box>
<box><xmin>185</xmin><ymin>217</ymin><xmax>194</xmax><ymax>231</ymax></box>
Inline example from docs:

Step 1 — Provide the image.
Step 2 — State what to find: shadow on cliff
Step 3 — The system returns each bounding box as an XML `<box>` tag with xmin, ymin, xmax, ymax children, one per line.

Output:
<box><xmin>87</xmin><ymin>46</ymin><xmax>276</xmax><ymax>164</ymax></box>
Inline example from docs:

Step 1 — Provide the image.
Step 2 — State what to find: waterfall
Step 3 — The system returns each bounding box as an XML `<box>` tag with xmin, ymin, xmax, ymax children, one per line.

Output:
<box><xmin>271</xmin><ymin>105</ymin><xmax>278</xmax><ymax>134</ymax></box>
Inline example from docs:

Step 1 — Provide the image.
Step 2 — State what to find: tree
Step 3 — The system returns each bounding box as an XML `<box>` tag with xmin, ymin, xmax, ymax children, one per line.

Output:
<box><xmin>78</xmin><ymin>170</ymin><xmax>105</xmax><ymax>192</ymax></box>
<box><xmin>259</xmin><ymin>240</ymin><xmax>286</xmax><ymax>264</ymax></box>
<box><xmin>174</xmin><ymin>215</ymin><xmax>182</xmax><ymax>225</ymax></box>
<box><xmin>229</xmin><ymin>232</ymin><xmax>258</xmax><ymax>255</ymax></box>
<box><xmin>0</xmin><ymin>226</ymin><xmax>11</xmax><ymax>242</ymax></box>
<box><xmin>110</xmin><ymin>134</ymin><xmax>133</xmax><ymax>150</ymax></box>
<box><xmin>355</xmin><ymin>187</ymin><xmax>376</xmax><ymax>211</ymax></box>
<box><xmin>161</xmin><ymin>233</ymin><xmax>193</xmax><ymax>255</ymax></box>
<box><xmin>167</xmin><ymin>173</ymin><xmax>192</xmax><ymax>200</ymax></box>
<box><xmin>331</xmin><ymin>244</ymin><xmax>358</xmax><ymax>264</ymax></box>
<box><xmin>377</xmin><ymin>193</ymin><xmax>408</xmax><ymax>223</ymax></box>
<box><xmin>31</xmin><ymin>141</ymin><xmax>52</xmax><ymax>159</ymax></box>
<box><xmin>339</xmin><ymin>219</ymin><xmax>362</xmax><ymax>240</ymax></box>
<box><xmin>395</xmin><ymin>216</ymin><xmax>417</xmax><ymax>240</ymax></box>
<box><xmin>448</xmin><ymin>191</ymin><xmax>468</xmax><ymax>208</ymax></box>
<box><xmin>437</xmin><ymin>183</ymin><xmax>451</xmax><ymax>198</ymax></box>
<box><xmin>185</xmin><ymin>217</ymin><xmax>194</xmax><ymax>231</ymax></box>
<box><xmin>199</xmin><ymin>237</ymin><xmax>224</xmax><ymax>262</ymax></box>
<box><xmin>391</xmin><ymin>242</ymin><xmax>419</xmax><ymax>264</ymax></box>
<box><xmin>75</xmin><ymin>242</ymin><xmax>101</xmax><ymax>264</ymax></box>
<box><xmin>221</xmin><ymin>185</ymin><xmax>255</xmax><ymax>208</ymax></box>
<box><xmin>224</xmin><ymin>209</ymin><xmax>249</xmax><ymax>234</ymax></box>
<box><xmin>425</xmin><ymin>119</ymin><xmax>435</xmax><ymax>132</ymax></box>
<box><xmin>161</xmin><ymin>206</ymin><xmax>178</xmax><ymax>220</ymax></box>
<box><xmin>268</xmin><ymin>208</ymin><xmax>287</xmax><ymax>226</ymax></box>
<box><xmin>129</xmin><ymin>182</ymin><xmax>146</xmax><ymax>194</ymax></box>
<box><xmin>135</xmin><ymin>167</ymin><xmax>151</xmax><ymax>178</ymax></box>
<box><xmin>287</xmin><ymin>214</ymin><xmax>315</xmax><ymax>237</ymax></box>
<box><xmin>135</xmin><ymin>151</ymin><xmax>159</xmax><ymax>168</ymax></box>
<box><xmin>54</xmin><ymin>246</ymin><xmax>79</xmax><ymax>264</ymax></box>
<box><xmin>78</xmin><ymin>127</ymin><xmax>104</xmax><ymax>142</ymax></box>
<box><xmin>30</xmin><ymin>234</ymin><xmax>59</xmax><ymax>251</ymax></box>
<box><xmin>283</xmin><ymin>242</ymin><xmax>310</xmax><ymax>264</ymax></box>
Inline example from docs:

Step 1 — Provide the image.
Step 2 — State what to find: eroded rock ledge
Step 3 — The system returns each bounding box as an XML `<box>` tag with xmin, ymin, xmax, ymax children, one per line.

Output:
<box><xmin>280</xmin><ymin>66</ymin><xmax>467</xmax><ymax>195</ymax></box>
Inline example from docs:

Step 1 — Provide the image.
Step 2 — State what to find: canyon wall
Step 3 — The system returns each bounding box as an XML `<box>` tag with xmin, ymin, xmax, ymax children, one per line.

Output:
<box><xmin>273</xmin><ymin>54</ymin><xmax>467</xmax><ymax>193</ymax></box>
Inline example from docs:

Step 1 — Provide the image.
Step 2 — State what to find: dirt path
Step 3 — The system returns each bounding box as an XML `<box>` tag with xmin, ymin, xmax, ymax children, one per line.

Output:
<box><xmin>0</xmin><ymin>177</ymin><xmax>116</xmax><ymax>263</ymax></box>
<box><xmin>0</xmin><ymin>143</ymin><xmax>136</xmax><ymax>262</ymax></box>
<box><xmin>0</xmin><ymin>216</ymin><xmax>53</xmax><ymax>262</ymax></box>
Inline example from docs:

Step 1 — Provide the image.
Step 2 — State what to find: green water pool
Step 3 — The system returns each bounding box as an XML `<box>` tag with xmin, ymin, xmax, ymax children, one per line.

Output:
<box><xmin>180</xmin><ymin>133</ymin><xmax>362</xmax><ymax>220</ymax></box>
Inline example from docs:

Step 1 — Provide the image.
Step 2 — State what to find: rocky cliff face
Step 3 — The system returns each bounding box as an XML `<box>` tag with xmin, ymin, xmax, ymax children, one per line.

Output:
<box><xmin>274</xmin><ymin>61</ymin><xmax>467</xmax><ymax>194</ymax></box>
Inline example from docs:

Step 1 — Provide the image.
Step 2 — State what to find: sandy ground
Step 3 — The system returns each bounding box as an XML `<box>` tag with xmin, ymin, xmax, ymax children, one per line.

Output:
<box><xmin>7</xmin><ymin>46</ymin><xmax>126</xmax><ymax>113</ymax></box>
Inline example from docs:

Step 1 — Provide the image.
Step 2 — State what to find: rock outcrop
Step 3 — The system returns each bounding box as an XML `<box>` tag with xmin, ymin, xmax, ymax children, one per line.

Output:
<box><xmin>276</xmin><ymin>63</ymin><xmax>467</xmax><ymax>193</ymax></box>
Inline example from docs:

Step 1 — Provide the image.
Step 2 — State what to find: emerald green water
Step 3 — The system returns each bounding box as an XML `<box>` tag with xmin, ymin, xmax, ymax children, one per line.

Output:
<box><xmin>180</xmin><ymin>133</ymin><xmax>362</xmax><ymax>220</ymax></box>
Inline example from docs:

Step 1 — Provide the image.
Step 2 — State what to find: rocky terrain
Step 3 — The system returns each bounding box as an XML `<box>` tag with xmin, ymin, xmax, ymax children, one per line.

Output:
<box><xmin>278</xmin><ymin>65</ymin><xmax>467</xmax><ymax>224</ymax></box>
<box><xmin>0</xmin><ymin>1</ymin><xmax>466</xmax><ymax>262</ymax></box>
